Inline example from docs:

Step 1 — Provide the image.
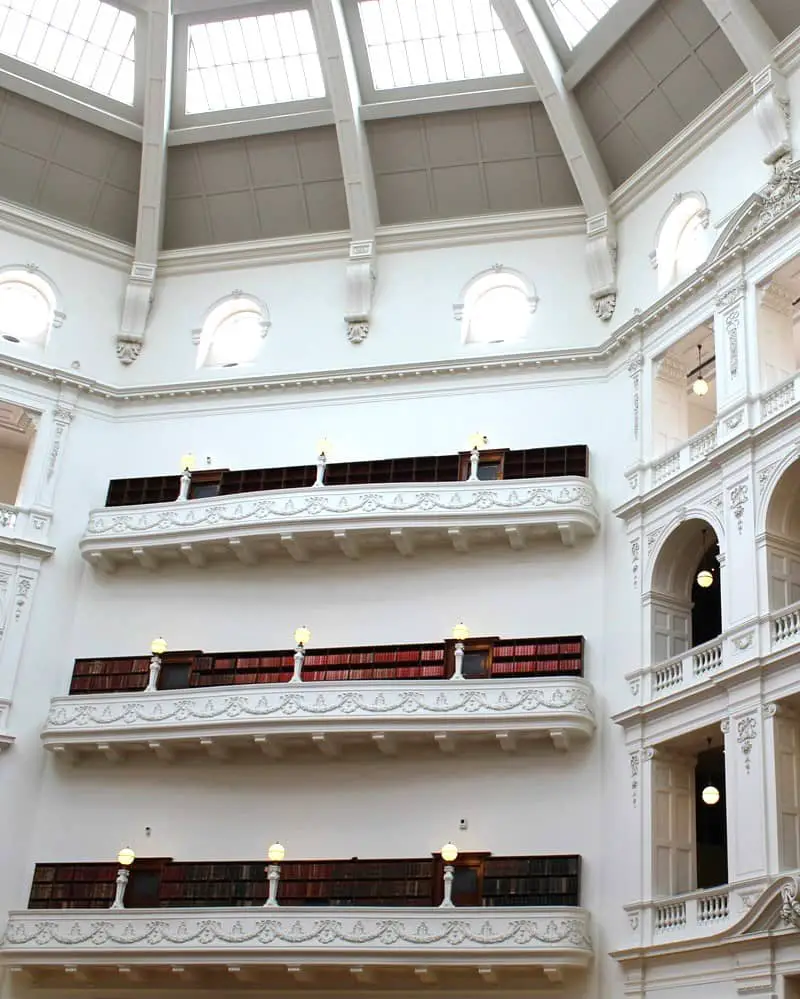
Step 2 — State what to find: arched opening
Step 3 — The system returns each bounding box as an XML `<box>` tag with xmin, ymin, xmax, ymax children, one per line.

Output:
<box><xmin>196</xmin><ymin>294</ymin><xmax>268</xmax><ymax>369</ymax></box>
<box><xmin>655</xmin><ymin>195</ymin><xmax>710</xmax><ymax>292</ymax></box>
<box><xmin>650</xmin><ymin>518</ymin><xmax>722</xmax><ymax>663</ymax></box>
<box><xmin>764</xmin><ymin>458</ymin><xmax>800</xmax><ymax>612</ymax></box>
<box><xmin>0</xmin><ymin>269</ymin><xmax>58</xmax><ymax>348</ymax></box>
<box><xmin>456</xmin><ymin>268</ymin><xmax>536</xmax><ymax>346</ymax></box>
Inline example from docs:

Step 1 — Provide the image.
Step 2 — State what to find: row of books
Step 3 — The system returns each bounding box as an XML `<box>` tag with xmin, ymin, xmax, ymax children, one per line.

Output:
<box><xmin>484</xmin><ymin>857</ymin><xmax>580</xmax><ymax>876</ymax></box>
<box><xmin>493</xmin><ymin>642</ymin><xmax>582</xmax><ymax>657</ymax></box>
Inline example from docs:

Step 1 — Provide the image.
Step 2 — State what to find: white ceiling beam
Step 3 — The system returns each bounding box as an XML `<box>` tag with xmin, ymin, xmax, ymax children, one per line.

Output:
<box><xmin>700</xmin><ymin>0</ymin><xmax>790</xmax><ymax>164</ymax></box>
<box><xmin>492</xmin><ymin>0</ymin><xmax>618</xmax><ymax>320</ymax></box>
<box><xmin>561</xmin><ymin>0</ymin><xmax>661</xmax><ymax>90</ymax></box>
<box><xmin>311</xmin><ymin>0</ymin><xmax>379</xmax><ymax>344</ymax></box>
<box><xmin>117</xmin><ymin>0</ymin><xmax>172</xmax><ymax>365</ymax></box>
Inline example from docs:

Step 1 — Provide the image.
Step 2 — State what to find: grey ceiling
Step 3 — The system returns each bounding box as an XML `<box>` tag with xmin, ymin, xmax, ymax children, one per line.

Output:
<box><xmin>0</xmin><ymin>87</ymin><xmax>140</xmax><ymax>242</ymax></box>
<box><xmin>575</xmin><ymin>0</ymin><xmax>745</xmax><ymax>186</ymax></box>
<box><xmin>367</xmin><ymin>103</ymin><xmax>579</xmax><ymax>225</ymax></box>
<box><xmin>751</xmin><ymin>0</ymin><xmax>800</xmax><ymax>39</ymax></box>
<box><xmin>164</xmin><ymin>127</ymin><xmax>348</xmax><ymax>249</ymax></box>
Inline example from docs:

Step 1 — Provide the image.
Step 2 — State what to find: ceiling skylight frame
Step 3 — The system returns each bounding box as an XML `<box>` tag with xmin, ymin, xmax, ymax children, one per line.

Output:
<box><xmin>531</xmin><ymin>0</ymin><xmax>621</xmax><ymax>53</ymax></box>
<box><xmin>0</xmin><ymin>0</ymin><xmax>145</xmax><ymax>125</ymax></box>
<box><xmin>342</xmin><ymin>0</ymin><xmax>531</xmax><ymax>106</ymax></box>
<box><xmin>171</xmin><ymin>0</ymin><xmax>330</xmax><ymax>132</ymax></box>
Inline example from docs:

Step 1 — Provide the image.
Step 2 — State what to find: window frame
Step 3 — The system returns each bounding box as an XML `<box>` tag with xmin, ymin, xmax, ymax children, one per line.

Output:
<box><xmin>170</xmin><ymin>0</ymin><xmax>330</xmax><ymax>131</ymax></box>
<box><xmin>0</xmin><ymin>266</ymin><xmax>63</xmax><ymax>349</ymax></box>
<box><xmin>455</xmin><ymin>266</ymin><xmax>538</xmax><ymax>347</ymax></box>
<box><xmin>0</xmin><ymin>0</ymin><xmax>145</xmax><ymax>124</ymax></box>
<box><xmin>194</xmin><ymin>291</ymin><xmax>271</xmax><ymax>370</ymax></box>
<box><xmin>341</xmin><ymin>0</ymin><xmax>531</xmax><ymax>105</ymax></box>
<box><xmin>653</xmin><ymin>192</ymin><xmax>711</xmax><ymax>293</ymax></box>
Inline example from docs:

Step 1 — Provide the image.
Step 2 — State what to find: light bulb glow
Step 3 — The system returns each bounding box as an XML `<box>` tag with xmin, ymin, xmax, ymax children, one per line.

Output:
<box><xmin>702</xmin><ymin>785</ymin><xmax>720</xmax><ymax>806</ymax></box>
<box><xmin>117</xmin><ymin>847</ymin><xmax>136</xmax><ymax>866</ymax></box>
<box><xmin>180</xmin><ymin>452</ymin><xmax>196</xmax><ymax>472</ymax></box>
<box><xmin>468</xmin><ymin>433</ymin><xmax>487</xmax><ymax>451</ymax></box>
<box><xmin>692</xmin><ymin>376</ymin><xmax>709</xmax><ymax>397</ymax></box>
<box><xmin>452</xmin><ymin>622</ymin><xmax>470</xmax><ymax>642</ymax></box>
<box><xmin>441</xmin><ymin>842</ymin><xmax>458</xmax><ymax>863</ymax></box>
<box><xmin>151</xmin><ymin>636</ymin><xmax>167</xmax><ymax>656</ymax></box>
<box><xmin>294</xmin><ymin>626</ymin><xmax>311</xmax><ymax>648</ymax></box>
<box><xmin>268</xmin><ymin>842</ymin><xmax>285</xmax><ymax>862</ymax></box>
<box><xmin>696</xmin><ymin>568</ymin><xmax>714</xmax><ymax>589</ymax></box>
<box><xmin>316</xmin><ymin>438</ymin><xmax>331</xmax><ymax>458</ymax></box>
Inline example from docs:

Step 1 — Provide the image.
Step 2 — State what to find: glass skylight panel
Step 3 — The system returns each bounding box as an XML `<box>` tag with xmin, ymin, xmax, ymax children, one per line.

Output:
<box><xmin>0</xmin><ymin>0</ymin><xmax>136</xmax><ymax>104</ymax></box>
<box><xmin>547</xmin><ymin>0</ymin><xmax>619</xmax><ymax>49</ymax></box>
<box><xmin>185</xmin><ymin>10</ymin><xmax>325</xmax><ymax>115</ymax></box>
<box><xmin>357</xmin><ymin>0</ymin><xmax>522</xmax><ymax>91</ymax></box>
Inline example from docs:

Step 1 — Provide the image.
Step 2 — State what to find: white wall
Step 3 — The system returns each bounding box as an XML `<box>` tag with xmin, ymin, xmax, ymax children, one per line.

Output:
<box><xmin>0</xmin><ymin>445</ymin><xmax>26</xmax><ymax>504</ymax></box>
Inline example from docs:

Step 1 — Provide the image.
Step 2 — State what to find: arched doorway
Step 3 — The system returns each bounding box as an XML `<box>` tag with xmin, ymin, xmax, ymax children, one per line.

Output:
<box><xmin>764</xmin><ymin>458</ymin><xmax>800</xmax><ymax>612</ymax></box>
<box><xmin>650</xmin><ymin>518</ymin><xmax>722</xmax><ymax>661</ymax></box>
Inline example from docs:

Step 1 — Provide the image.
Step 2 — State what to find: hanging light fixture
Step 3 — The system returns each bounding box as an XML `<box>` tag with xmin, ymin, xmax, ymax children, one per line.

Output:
<box><xmin>692</xmin><ymin>344</ymin><xmax>709</xmax><ymax>396</ymax></box>
<box><xmin>702</xmin><ymin>784</ymin><xmax>720</xmax><ymax>805</ymax></box>
<box><xmin>696</xmin><ymin>528</ymin><xmax>714</xmax><ymax>589</ymax></box>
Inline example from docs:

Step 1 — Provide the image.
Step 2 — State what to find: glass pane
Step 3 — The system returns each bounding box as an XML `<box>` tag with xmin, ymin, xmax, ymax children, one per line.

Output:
<box><xmin>548</xmin><ymin>0</ymin><xmax>619</xmax><ymax>48</ymax></box>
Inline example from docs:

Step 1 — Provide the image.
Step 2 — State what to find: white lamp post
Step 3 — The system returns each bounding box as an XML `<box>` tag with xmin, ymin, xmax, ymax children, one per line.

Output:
<box><xmin>467</xmin><ymin>434</ymin><xmax>486</xmax><ymax>482</ymax></box>
<box><xmin>439</xmin><ymin>843</ymin><xmax>458</xmax><ymax>907</ymax></box>
<box><xmin>313</xmin><ymin>439</ymin><xmax>330</xmax><ymax>488</ymax></box>
<box><xmin>452</xmin><ymin>623</ymin><xmax>469</xmax><ymax>679</ymax></box>
<box><xmin>110</xmin><ymin>847</ymin><xmax>135</xmax><ymax>909</ymax></box>
<box><xmin>265</xmin><ymin>842</ymin><xmax>285</xmax><ymax>907</ymax></box>
<box><xmin>291</xmin><ymin>626</ymin><xmax>311</xmax><ymax>682</ymax></box>
<box><xmin>146</xmin><ymin>637</ymin><xmax>167</xmax><ymax>692</ymax></box>
<box><xmin>177</xmin><ymin>453</ymin><xmax>196</xmax><ymax>502</ymax></box>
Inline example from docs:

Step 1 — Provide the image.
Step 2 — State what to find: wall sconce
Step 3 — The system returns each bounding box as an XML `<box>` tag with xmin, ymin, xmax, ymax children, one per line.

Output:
<box><xmin>291</xmin><ymin>626</ymin><xmax>311</xmax><ymax>682</ymax></box>
<box><xmin>146</xmin><ymin>637</ymin><xmax>167</xmax><ymax>692</ymax></box>
<box><xmin>265</xmin><ymin>842</ymin><xmax>285</xmax><ymax>907</ymax></box>
<box><xmin>467</xmin><ymin>434</ymin><xmax>487</xmax><ymax>482</ymax></box>
<box><xmin>314</xmin><ymin>439</ymin><xmax>331</xmax><ymax>488</ymax></box>
<box><xmin>452</xmin><ymin>622</ymin><xmax>469</xmax><ymax>679</ymax></box>
<box><xmin>111</xmin><ymin>847</ymin><xmax>135</xmax><ymax>909</ymax></box>
<box><xmin>177</xmin><ymin>453</ymin><xmax>196</xmax><ymax>502</ymax></box>
<box><xmin>439</xmin><ymin>843</ymin><xmax>458</xmax><ymax>907</ymax></box>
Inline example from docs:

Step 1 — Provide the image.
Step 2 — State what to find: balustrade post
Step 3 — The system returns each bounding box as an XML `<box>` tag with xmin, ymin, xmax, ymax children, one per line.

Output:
<box><xmin>110</xmin><ymin>867</ymin><xmax>130</xmax><ymax>910</ymax></box>
<box><xmin>145</xmin><ymin>654</ymin><xmax>162</xmax><ymax>693</ymax></box>
<box><xmin>290</xmin><ymin>646</ymin><xmax>305</xmax><ymax>683</ymax></box>
<box><xmin>452</xmin><ymin>641</ymin><xmax>465</xmax><ymax>680</ymax></box>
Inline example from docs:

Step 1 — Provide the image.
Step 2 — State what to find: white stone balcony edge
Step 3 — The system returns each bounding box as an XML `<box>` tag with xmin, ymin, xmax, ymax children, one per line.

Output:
<box><xmin>79</xmin><ymin>477</ymin><xmax>600</xmax><ymax>571</ymax></box>
<box><xmin>41</xmin><ymin>677</ymin><xmax>596</xmax><ymax>760</ymax></box>
<box><xmin>0</xmin><ymin>503</ymin><xmax>54</xmax><ymax>558</ymax></box>
<box><xmin>620</xmin><ymin>370</ymin><xmax>800</xmax><ymax>511</ymax></box>
<box><xmin>619</xmin><ymin>600</ymin><xmax>800</xmax><ymax>717</ymax></box>
<box><xmin>0</xmin><ymin>906</ymin><xmax>593</xmax><ymax>970</ymax></box>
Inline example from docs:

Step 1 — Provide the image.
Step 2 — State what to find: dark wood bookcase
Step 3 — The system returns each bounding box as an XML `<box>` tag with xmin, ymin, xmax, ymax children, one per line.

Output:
<box><xmin>29</xmin><ymin>855</ymin><xmax>580</xmax><ymax>909</ymax></box>
<box><xmin>103</xmin><ymin>446</ymin><xmax>589</xmax><ymax>507</ymax></box>
<box><xmin>69</xmin><ymin>636</ymin><xmax>584</xmax><ymax>695</ymax></box>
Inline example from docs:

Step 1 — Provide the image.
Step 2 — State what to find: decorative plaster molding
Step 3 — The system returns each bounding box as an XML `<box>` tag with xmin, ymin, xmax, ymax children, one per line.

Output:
<box><xmin>42</xmin><ymin>678</ymin><xmax>596</xmax><ymax>753</ymax></box>
<box><xmin>715</xmin><ymin>281</ymin><xmax>747</xmax><ymax>313</ymax></box>
<box><xmin>780</xmin><ymin>877</ymin><xmax>800</xmax><ymax>928</ymax></box>
<box><xmin>630</xmin><ymin>750</ymin><xmax>640</xmax><ymax>807</ymax></box>
<box><xmin>732</xmin><ymin>631</ymin><xmax>754</xmax><ymax>651</ymax></box>
<box><xmin>628</xmin><ymin>352</ymin><xmax>643</xmax><ymax>440</ymax></box>
<box><xmin>1</xmin><ymin>907</ymin><xmax>594</xmax><ymax>959</ymax></box>
<box><xmin>737</xmin><ymin>715</ymin><xmax>758</xmax><ymax>774</ymax></box>
<box><xmin>630</xmin><ymin>539</ymin><xmax>640</xmax><ymax>588</ymax></box>
<box><xmin>758</xmin><ymin>279</ymin><xmax>794</xmax><ymax>315</ymax></box>
<box><xmin>115</xmin><ymin>338</ymin><xmax>143</xmax><ymax>366</ymax></box>
<box><xmin>724</xmin><ymin>306</ymin><xmax>741</xmax><ymax>379</ymax></box>
<box><xmin>346</xmin><ymin>321</ymin><xmax>369</xmax><ymax>345</ymax></box>
<box><xmin>729</xmin><ymin>481</ymin><xmax>749</xmax><ymax>534</ymax></box>
<box><xmin>592</xmin><ymin>292</ymin><xmax>616</xmax><ymax>322</ymax></box>
<box><xmin>80</xmin><ymin>478</ymin><xmax>601</xmax><ymax>570</ymax></box>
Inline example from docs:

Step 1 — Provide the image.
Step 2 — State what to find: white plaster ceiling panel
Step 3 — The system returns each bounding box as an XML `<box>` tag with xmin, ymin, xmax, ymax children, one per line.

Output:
<box><xmin>0</xmin><ymin>87</ymin><xmax>140</xmax><ymax>241</ymax></box>
<box><xmin>163</xmin><ymin>125</ymin><xmax>348</xmax><ymax>248</ymax></box>
<box><xmin>574</xmin><ymin>0</ymin><xmax>745</xmax><ymax>186</ymax></box>
<box><xmin>750</xmin><ymin>0</ymin><xmax>800</xmax><ymax>39</ymax></box>
<box><xmin>367</xmin><ymin>103</ymin><xmax>579</xmax><ymax>225</ymax></box>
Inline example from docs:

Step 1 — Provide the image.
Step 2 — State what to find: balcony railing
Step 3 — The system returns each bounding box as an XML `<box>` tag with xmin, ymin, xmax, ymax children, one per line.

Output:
<box><xmin>772</xmin><ymin>600</ymin><xmax>800</xmax><ymax>645</ymax></box>
<box><xmin>1</xmin><ymin>854</ymin><xmax>593</xmax><ymax>984</ymax></box>
<box><xmin>81</xmin><ymin>478</ymin><xmax>600</xmax><ymax>571</ymax></box>
<box><xmin>626</xmin><ymin>885</ymin><xmax>732</xmax><ymax>944</ymax></box>
<box><xmin>630</xmin><ymin>636</ymin><xmax>724</xmax><ymax>703</ymax></box>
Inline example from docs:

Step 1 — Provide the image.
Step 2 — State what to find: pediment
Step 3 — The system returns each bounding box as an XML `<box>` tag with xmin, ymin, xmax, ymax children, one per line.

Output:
<box><xmin>710</xmin><ymin>158</ymin><xmax>800</xmax><ymax>262</ymax></box>
<box><xmin>717</xmin><ymin>874</ymin><xmax>800</xmax><ymax>941</ymax></box>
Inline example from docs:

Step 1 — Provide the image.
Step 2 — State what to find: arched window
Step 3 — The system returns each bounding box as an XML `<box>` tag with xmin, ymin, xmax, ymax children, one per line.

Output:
<box><xmin>455</xmin><ymin>267</ymin><xmax>537</xmax><ymax>345</ymax></box>
<box><xmin>0</xmin><ymin>268</ymin><xmax>60</xmax><ymax>347</ymax></box>
<box><xmin>654</xmin><ymin>194</ymin><xmax>711</xmax><ymax>292</ymax></box>
<box><xmin>195</xmin><ymin>293</ymin><xmax>270</xmax><ymax>369</ymax></box>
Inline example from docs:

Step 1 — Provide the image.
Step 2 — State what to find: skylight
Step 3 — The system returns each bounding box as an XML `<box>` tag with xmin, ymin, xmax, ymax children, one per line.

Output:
<box><xmin>357</xmin><ymin>0</ymin><xmax>522</xmax><ymax>91</ymax></box>
<box><xmin>0</xmin><ymin>0</ymin><xmax>135</xmax><ymax>104</ymax></box>
<box><xmin>547</xmin><ymin>0</ymin><xmax>619</xmax><ymax>49</ymax></box>
<box><xmin>185</xmin><ymin>10</ymin><xmax>325</xmax><ymax>115</ymax></box>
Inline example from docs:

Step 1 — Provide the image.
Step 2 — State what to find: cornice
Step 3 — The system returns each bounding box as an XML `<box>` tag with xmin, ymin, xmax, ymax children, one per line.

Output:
<box><xmin>0</xmin><ymin>199</ymin><xmax>133</xmax><ymax>270</ymax></box>
<box><xmin>157</xmin><ymin>230</ymin><xmax>352</xmax><ymax>276</ymax></box>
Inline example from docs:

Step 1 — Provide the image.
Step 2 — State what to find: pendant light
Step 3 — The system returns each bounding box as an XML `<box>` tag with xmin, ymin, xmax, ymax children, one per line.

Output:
<box><xmin>696</xmin><ymin>528</ymin><xmax>714</xmax><ymax>589</ymax></box>
<box><xmin>701</xmin><ymin>737</ymin><xmax>720</xmax><ymax>806</ymax></box>
<box><xmin>692</xmin><ymin>344</ymin><xmax>709</xmax><ymax>396</ymax></box>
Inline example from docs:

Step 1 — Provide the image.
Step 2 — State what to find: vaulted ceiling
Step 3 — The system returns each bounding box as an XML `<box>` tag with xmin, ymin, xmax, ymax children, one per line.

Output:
<box><xmin>0</xmin><ymin>0</ymin><xmax>796</xmax><ymax>251</ymax></box>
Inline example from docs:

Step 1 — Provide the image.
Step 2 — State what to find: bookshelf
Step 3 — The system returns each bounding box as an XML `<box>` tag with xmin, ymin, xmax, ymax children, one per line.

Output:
<box><xmin>69</xmin><ymin>636</ymin><xmax>583</xmax><ymax>694</ymax></box>
<box><xmin>29</xmin><ymin>855</ymin><xmax>579</xmax><ymax>909</ymax></box>
<box><xmin>103</xmin><ymin>445</ymin><xmax>589</xmax><ymax>508</ymax></box>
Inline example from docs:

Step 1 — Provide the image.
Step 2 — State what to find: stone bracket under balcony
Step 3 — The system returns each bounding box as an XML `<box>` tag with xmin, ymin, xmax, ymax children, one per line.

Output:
<box><xmin>79</xmin><ymin>478</ymin><xmax>600</xmax><ymax>571</ymax></box>
<box><xmin>0</xmin><ymin>906</ymin><xmax>593</xmax><ymax>988</ymax></box>
<box><xmin>41</xmin><ymin>677</ymin><xmax>596</xmax><ymax>762</ymax></box>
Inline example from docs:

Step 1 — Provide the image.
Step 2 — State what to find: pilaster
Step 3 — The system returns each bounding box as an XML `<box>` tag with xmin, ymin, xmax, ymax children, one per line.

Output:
<box><xmin>723</xmin><ymin>698</ymin><xmax>770</xmax><ymax>882</ymax></box>
<box><xmin>713</xmin><ymin>277</ymin><xmax>750</xmax><ymax>412</ymax></box>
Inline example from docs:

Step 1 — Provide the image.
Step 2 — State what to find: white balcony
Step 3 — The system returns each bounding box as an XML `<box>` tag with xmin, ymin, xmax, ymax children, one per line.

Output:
<box><xmin>0</xmin><ymin>503</ymin><xmax>54</xmax><ymax>558</ymax></box>
<box><xmin>0</xmin><ymin>906</ymin><xmax>593</xmax><ymax>988</ymax></box>
<box><xmin>79</xmin><ymin>477</ymin><xmax>600</xmax><ymax>571</ymax></box>
<box><xmin>41</xmin><ymin>676</ymin><xmax>596</xmax><ymax>762</ymax></box>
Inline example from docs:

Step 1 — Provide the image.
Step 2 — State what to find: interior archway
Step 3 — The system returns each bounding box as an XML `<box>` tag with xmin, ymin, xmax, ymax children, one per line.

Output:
<box><xmin>650</xmin><ymin>518</ymin><xmax>721</xmax><ymax>661</ymax></box>
<box><xmin>765</xmin><ymin>458</ymin><xmax>800</xmax><ymax>610</ymax></box>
